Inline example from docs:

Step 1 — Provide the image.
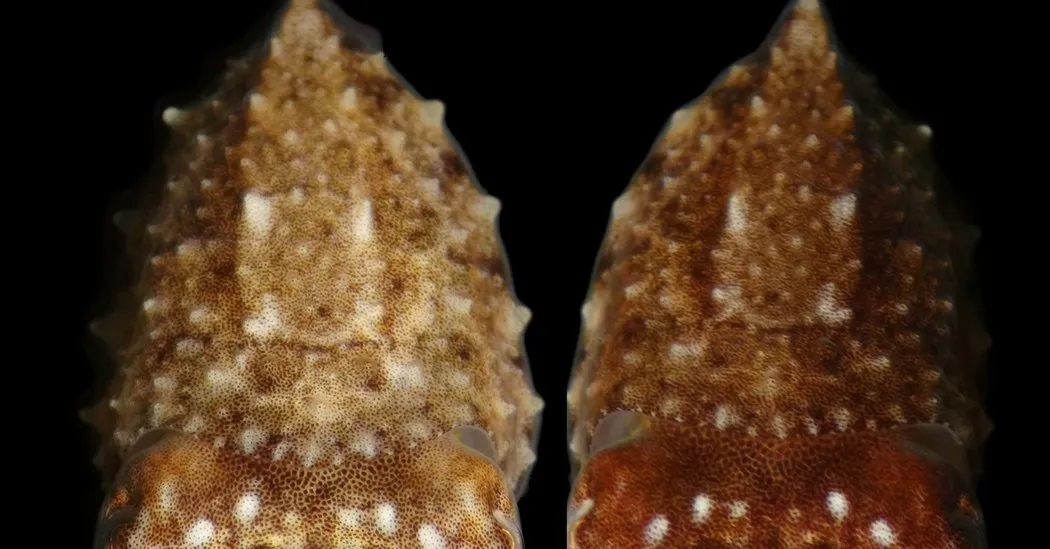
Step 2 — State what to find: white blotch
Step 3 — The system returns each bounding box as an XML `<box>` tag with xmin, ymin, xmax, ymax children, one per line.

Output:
<box><xmin>323</xmin><ymin>119</ymin><xmax>338</xmax><ymax>134</ymax></box>
<box><xmin>234</xmin><ymin>492</ymin><xmax>260</xmax><ymax>523</ymax></box>
<box><xmin>142</xmin><ymin>298</ymin><xmax>158</xmax><ymax>313</ymax></box>
<box><xmin>448</xmin><ymin>371</ymin><xmax>471</xmax><ymax>388</ymax></box>
<box><xmin>248</xmin><ymin>93</ymin><xmax>267</xmax><ymax>110</ymax></box>
<box><xmin>184</xmin><ymin>416</ymin><xmax>205</xmax><ymax>433</ymax></box>
<box><xmin>243</xmin><ymin>192</ymin><xmax>272</xmax><ymax>237</ymax></box>
<box><xmin>188</xmin><ymin>307</ymin><xmax>210</xmax><ymax>325</ymax></box>
<box><xmin>184</xmin><ymin>519</ymin><xmax>215</xmax><ymax>547</ymax></box>
<box><xmin>301</xmin><ymin>438</ymin><xmax>322</xmax><ymax>468</ymax></box>
<box><xmin>772</xmin><ymin>415</ymin><xmax>788</xmax><ymax>439</ymax></box>
<box><xmin>669</xmin><ymin>342</ymin><xmax>703</xmax><ymax>361</ymax></box>
<box><xmin>445</xmin><ymin>294</ymin><xmax>473</xmax><ymax>315</ymax></box>
<box><xmin>713</xmin><ymin>405</ymin><xmax>736</xmax><ymax>430</ymax></box>
<box><xmin>244</xmin><ymin>293</ymin><xmax>283</xmax><ymax>338</ymax></box>
<box><xmin>804</xmin><ymin>417</ymin><xmax>819</xmax><ymax>435</ymax></box>
<box><xmin>476</xmin><ymin>195</ymin><xmax>501</xmax><ymax>221</ymax></box>
<box><xmin>419</xmin><ymin>177</ymin><xmax>441</xmax><ymax>197</ymax></box>
<box><xmin>833</xmin><ymin>408</ymin><xmax>852</xmax><ymax>431</ymax></box>
<box><xmin>826</xmin><ymin>491</ymin><xmax>849</xmax><ymax>521</ymax></box>
<box><xmin>419</xmin><ymin>100</ymin><xmax>445</xmax><ymax>127</ymax></box>
<box><xmin>643</xmin><ymin>515</ymin><xmax>670</xmax><ymax>545</ymax></box>
<box><xmin>727</xmin><ymin>192</ymin><xmax>748</xmax><ymax>234</ymax></box>
<box><xmin>728</xmin><ymin>501</ymin><xmax>749</xmax><ymax>519</ymax></box>
<box><xmin>338</xmin><ymin>508</ymin><xmax>363</xmax><ymax>528</ymax></box>
<box><xmin>240</xmin><ymin>426</ymin><xmax>266</xmax><ymax>454</ymax></box>
<box><xmin>868</xmin><ymin>356</ymin><xmax>891</xmax><ymax>370</ymax></box>
<box><xmin>348</xmin><ymin>198</ymin><xmax>374</xmax><ymax>243</ymax></box>
<box><xmin>375</xmin><ymin>503</ymin><xmax>398</xmax><ymax>536</ymax></box>
<box><xmin>829</xmin><ymin>193</ymin><xmax>857</xmax><ymax>230</ymax></box>
<box><xmin>692</xmin><ymin>494</ymin><xmax>713</xmax><ymax>523</ymax></box>
<box><xmin>750</xmin><ymin>95</ymin><xmax>767</xmax><ymax>117</ymax></box>
<box><xmin>383</xmin><ymin>359</ymin><xmax>426</xmax><ymax>389</ymax></box>
<box><xmin>158</xmin><ymin>480</ymin><xmax>177</xmax><ymax>512</ymax></box>
<box><xmin>282</xmin><ymin>130</ymin><xmax>300</xmax><ymax>145</ymax></box>
<box><xmin>612</xmin><ymin>192</ymin><xmax>637</xmax><ymax>220</ymax></box>
<box><xmin>152</xmin><ymin>376</ymin><xmax>176</xmax><ymax>392</ymax></box>
<box><xmin>815</xmin><ymin>283</ymin><xmax>852</xmax><ymax>325</ymax></box>
<box><xmin>352</xmin><ymin>430</ymin><xmax>378</xmax><ymax>458</ymax></box>
<box><xmin>869</xmin><ymin>519</ymin><xmax>897</xmax><ymax>546</ymax></box>
<box><xmin>804</xmin><ymin>134</ymin><xmax>820</xmax><ymax>148</ymax></box>
<box><xmin>340</xmin><ymin>87</ymin><xmax>358</xmax><ymax>109</ymax></box>
<box><xmin>418</xmin><ymin>524</ymin><xmax>447</xmax><ymax>549</ymax></box>
<box><xmin>162</xmin><ymin>107</ymin><xmax>184</xmax><ymax>125</ymax></box>
<box><xmin>272</xmin><ymin>441</ymin><xmax>291</xmax><ymax>461</ymax></box>
<box><xmin>176</xmin><ymin>338</ymin><xmax>203</xmax><ymax>355</ymax></box>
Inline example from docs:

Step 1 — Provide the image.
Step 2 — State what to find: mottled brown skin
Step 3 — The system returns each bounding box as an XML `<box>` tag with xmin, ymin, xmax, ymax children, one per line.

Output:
<box><xmin>567</xmin><ymin>0</ymin><xmax>988</xmax><ymax>547</ymax></box>
<box><xmin>88</xmin><ymin>1</ymin><xmax>542</xmax><ymax>547</ymax></box>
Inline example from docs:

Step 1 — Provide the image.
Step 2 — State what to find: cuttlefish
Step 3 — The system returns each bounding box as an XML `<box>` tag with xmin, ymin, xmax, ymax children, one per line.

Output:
<box><xmin>86</xmin><ymin>1</ymin><xmax>542</xmax><ymax>547</ymax></box>
<box><xmin>567</xmin><ymin>0</ymin><xmax>989</xmax><ymax>547</ymax></box>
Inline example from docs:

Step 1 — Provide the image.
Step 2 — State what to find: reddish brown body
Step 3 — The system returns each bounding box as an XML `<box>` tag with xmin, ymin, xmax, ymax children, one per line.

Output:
<box><xmin>567</xmin><ymin>1</ymin><xmax>989</xmax><ymax>547</ymax></box>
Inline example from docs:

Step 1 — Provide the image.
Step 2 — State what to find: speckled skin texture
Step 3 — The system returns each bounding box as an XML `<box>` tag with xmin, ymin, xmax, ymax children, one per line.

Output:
<box><xmin>567</xmin><ymin>0</ymin><xmax>989</xmax><ymax>547</ymax></box>
<box><xmin>88</xmin><ymin>1</ymin><xmax>542</xmax><ymax>547</ymax></box>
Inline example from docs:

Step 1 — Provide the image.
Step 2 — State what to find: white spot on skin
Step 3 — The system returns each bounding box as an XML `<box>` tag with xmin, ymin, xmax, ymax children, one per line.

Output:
<box><xmin>445</xmin><ymin>294</ymin><xmax>473</xmax><ymax>315</ymax></box>
<box><xmin>612</xmin><ymin>192</ymin><xmax>637</xmax><ymax>221</ymax></box>
<box><xmin>826</xmin><ymin>491</ymin><xmax>849</xmax><ymax>521</ymax></box>
<box><xmin>240</xmin><ymin>426</ymin><xmax>266</xmax><ymax>454</ymax></box>
<box><xmin>375</xmin><ymin>503</ymin><xmax>398</xmax><ymax>536</ymax></box>
<box><xmin>669</xmin><ymin>342</ymin><xmax>703</xmax><ymax>361</ymax></box>
<box><xmin>643</xmin><ymin>515</ymin><xmax>670</xmax><ymax>545</ymax></box>
<box><xmin>351</xmin><ymin>199</ymin><xmax>374</xmax><ymax>242</ymax></box>
<box><xmin>352</xmin><ymin>430</ymin><xmax>378</xmax><ymax>458</ymax></box>
<box><xmin>340</xmin><ymin>87</ymin><xmax>358</xmax><ymax>109</ymax></box>
<box><xmin>248</xmin><ymin>93</ymin><xmax>267</xmax><ymax>110</ymax></box>
<box><xmin>152</xmin><ymin>376</ymin><xmax>176</xmax><ymax>392</ymax></box>
<box><xmin>418</xmin><ymin>523</ymin><xmax>447</xmax><ymax>549</ymax></box>
<box><xmin>184</xmin><ymin>519</ymin><xmax>215</xmax><ymax>547</ymax></box>
<box><xmin>815</xmin><ymin>283</ymin><xmax>852</xmax><ymax>325</ymax></box>
<box><xmin>727</xmin><ymin>193</ymin><xmax>747</xmax><ymax>234</ymax></box>
<box><xmin>162</xmin><ymin>107</ymin><xmax>184</xmax><ymax>125</ymax></box>
<box><xmin>833</xmin><ymin>408</ymin><xmax>852</xmax><ymax>431</ymax></box>
<box><xmin>713</xmin><ymin>405</ymin><xmax>737</xmax><ymax>430</ymax></box>
<box><xmin>829</xmin><ymin>193</ymin><xmax>857</xmax><ymax>230</ymax></box>
<box><xmin>158</xmin><ymin>481</ymin><xmax>177</xmax><ymax>512</ymax></box>
<box><xmin>243</xmin><ymin>192</ymin><xmax>272</xmax><ymax>237</ymax></box>
<box><xmin>383</xmin><ymin>359</ymin><xmax>426</xmax><ymax>389</ymax></box>
<box><xmin>728</xmin><ymin>501</ymin><xmax>749</xmax><ymax>519</ymax></box>
<box><xmin>869</xmin><ymin>519</ymin><xmax>897</xmax><ymax>546</ymax></box>
<box><xmin>692</xmin><ymin>494</ymin><xmax>713</xmax><ymax>523</ymax></box>
<box><xmin>868</xmin><ymin>356</ymin><xmax>891</xmax><ymax>370</ymax></box>
<box><xmin>244</xmin><ymin>294</ymin><xmax>283</xmax><ymax>338</ymax></box>
<box><xmin>804</xmin><ymin>134</ymin><xmax>820</xmax><ymax>148</ymax></box>
<box><xmin>298</xmin><ymin>440</ymin><xmax>323</xmax><ymax>469</ymax></box>
<box><xmin>772</xmin><ymin>415</ymin><xmax>788</xmax><ymax>439</ymax></box>
<box><xmin>750</xmin><ymin>95</ymin><xmax>767</xmax><ymax>117</ymax></box>
<box><xmin>338</xmin><ymin>508</ymin><xmax>363</xmax><ymax>528</ymax></box>
<box><xmin>234</xmin><ymin>492</ymin><xmax>260</xmax><ymax>523</ymax></box>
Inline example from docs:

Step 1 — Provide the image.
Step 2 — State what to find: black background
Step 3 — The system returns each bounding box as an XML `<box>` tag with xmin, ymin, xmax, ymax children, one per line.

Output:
<box><xmin>43</xmin><ymin>0</ymin><xmax>1025</xmax><ymax>546</ymax></box>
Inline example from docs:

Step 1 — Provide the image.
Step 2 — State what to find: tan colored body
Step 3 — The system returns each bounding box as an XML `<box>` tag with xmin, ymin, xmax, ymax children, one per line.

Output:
<box><xmin>90</xmin><ymin>1</ymin><xmax>542</xmax><ymax>547</ymax></box>
<box><xmin>568</xmin><ymin>0</ymin><xmax>988</xmax><ymax>547</ymax></box>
